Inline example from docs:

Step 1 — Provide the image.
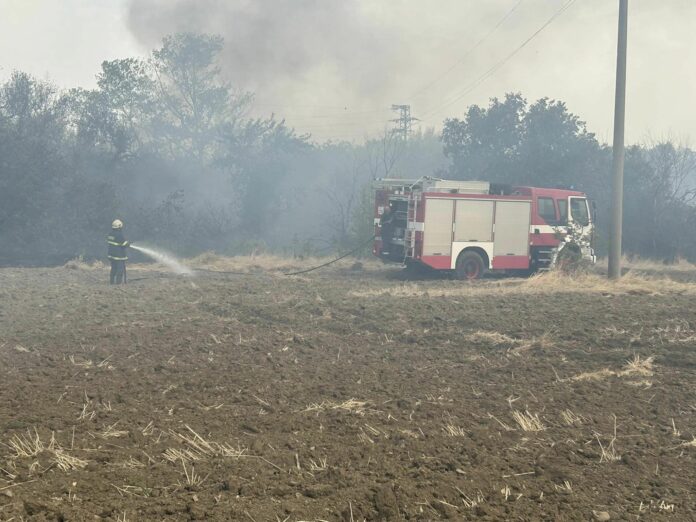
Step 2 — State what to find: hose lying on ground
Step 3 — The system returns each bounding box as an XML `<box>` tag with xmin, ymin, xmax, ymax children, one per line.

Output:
<box><xmin>282</xmin><ymin>236</ymin><xmax>375</xmax><ymax>276</ymax></box>
<box><xmin>186</xmin><ymin>236</ymin><xmax>376</xmax><ymax>277</ymax></box>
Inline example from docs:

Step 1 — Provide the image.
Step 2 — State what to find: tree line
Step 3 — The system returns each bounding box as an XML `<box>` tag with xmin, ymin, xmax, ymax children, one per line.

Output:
<box><xmin>1</xmin><ymin>33</ymin><xmax>694</xmax><ymax>266</ymax></box>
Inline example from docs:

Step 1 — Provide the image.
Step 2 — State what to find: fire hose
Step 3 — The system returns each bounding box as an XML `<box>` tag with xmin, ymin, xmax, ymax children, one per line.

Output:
<box><xmin>187</xmin><ymin>235</ymin><xmax>376</xmax><ymax>278</ymax></box>
<box><xmin>282</xmin><ymin>235</ymin><xmax>375</xmax><ymax>276</ymax></box>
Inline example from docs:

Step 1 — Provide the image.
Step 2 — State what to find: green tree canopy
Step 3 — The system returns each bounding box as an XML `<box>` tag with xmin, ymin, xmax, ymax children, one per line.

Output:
<box><xmin>442</xmin><ymin>93</ymin><xmax>604</xmax><ymax>195</ymax></box>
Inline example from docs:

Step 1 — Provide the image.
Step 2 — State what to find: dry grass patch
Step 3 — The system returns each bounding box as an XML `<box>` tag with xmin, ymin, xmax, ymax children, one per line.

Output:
<box><xmin>189</xmin><ymin>252</ymin><xmax>307</xmax><ymax>273</ymax></box>
<box><xmin>569</xmin><ymin>354</ymin><xmax>655</xmax><ymax>384</ymax></box>
<box><xmin>653</xmin><ymin>323</ymin><xmax>696</xmax><ymax>343</ymax></box>
<box><xmin>459</xmin><ymin>490</ymin><xmax>486</xmax><ymax>509</ymax></box>
<box><xmin>164</xmin><ymin>425</ymin><xmax>246</xmax><ymax>464</ymax></box>
<box><xmin>443</xmin><ymin>424</ymin><xmax>468</xmax><ymax>437</ymax></box>
<box><xmin>560</xmin><ymin>409</ymin><xmax>585</xmax><ymax>426</ymax></box>
<box><xmin>179</xmin><ymin>461</ymin><xmax>207</xmax><ymax>487</ymax></box>
<box><xmin>682</xmin><ymin>437</ymin><xmax>696</xmax><ymax>448</ymax></box>
<box><xmin>464</xmin><ymin>331</ymin><xmax>518</xmax><ymax>345</ymax></box>
<box><xmin>8</xmin><ymin>429</ymin><xmax>44</xmax><ymax>458</ymax></box>
<box><xmin>350</xmin><ymin>271</ymin><xmax>696</xmax><ymax>299</ymax></box>
<box><xmin>620</xmin><ymin>255</ymin><xmax>696</xmax><ymax>272</ymax></box>
<box><xmin>349</xmin><ymin>281</ymin><xmax>517</xmax><ymax>299</ymax></box>
<box><xmin>603</xmin><ymin>321</ymin><xmax>696</xmax><ymax>344</ymax></box>
<box><xmin>99</xmin><ymin>422</ymin><xmax>129</xmax><ymax>439</ymax></box>
<box><xmin>6</xmin><ymin>429</ymin><xmax>88</xmax><ymax>472</ymax></box>
<box><xmin>512</xmin><ymin>410</ymin><xmax>546</xmax><ymax>432</ymax></box>
<box><xmin>518</xmin><ymin>270</ymin><xmax>695</xmax><ymax>296</ymax></box>
<box><xmin>595</xmin><ymin>415</ymin><xmax>621</xmax><ymax>463</ymax></box>
<box><xmin>184</xmin><ymin>252</ymin><xmax>379</xmax><ymax>275</ymax></box>
<box><xmin>63</xmin><ymin>257</ymin><xmax>105</xmax><ymax>270</ymax></box>
<box><xmin>463</xmin><ymin>330</ymin><xmax>553</xmax><ymax>356</ymax></box>
<box><xmin>624</xmin><ymin>379</ymin><xmax>653</xmax><ymax>388</ymax></box>
<box><xmin>120</xmin><ymin>457</ymin><xmax>146</xmax><ymax>469</ymax></box>
<box><xmin>308</xmin><ymin>457</ymin><xmax>328</xmax><ymax>472</ymax></box>
<box><xmin>596</xmin><ymin>436</ymin><xmax>621</xmax><ymax>462</ymax></box>
<box><xmin>554</xmin><ymin>480</ymin><xmax>573</xmax><ymax>493</ymax></box>
<box><xmin>52</xmin><ymin>448</ymin><xmax>89</xmax><ymax>472</ymax></box>
<box><xmin>302</xmin><ymin>399</ymin><xmax>375</xmax><ymax>416</ymax></box>
<box><xmin>68</xmin><ymin>355</ymin><xmax>93</xmax><ymax>368</ymax></box>
<box><xmin>619</xmin><ymin>355</ymin><xmax>655</xmax><ymax>377</ymax></box>
<box><xmin>570</xmin><ymin>368</ymin><xmax>615</xmax><ymax>382</ymax></box>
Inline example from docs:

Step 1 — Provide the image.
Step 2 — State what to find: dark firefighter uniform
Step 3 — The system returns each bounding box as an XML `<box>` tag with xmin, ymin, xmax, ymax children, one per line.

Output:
<box><xmin>107</xmin><ymin>226</ymin><xmax>130</xmax><ymax>284</ymax></box>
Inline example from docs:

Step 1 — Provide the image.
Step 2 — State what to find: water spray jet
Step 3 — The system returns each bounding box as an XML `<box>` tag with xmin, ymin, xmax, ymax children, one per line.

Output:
<box><xmin>129</xmin><ymin>245</ymin><xmax>193</xmax><ymax>276</ymax></box>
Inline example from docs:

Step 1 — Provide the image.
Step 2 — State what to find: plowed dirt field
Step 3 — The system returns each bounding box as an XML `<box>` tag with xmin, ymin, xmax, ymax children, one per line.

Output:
<box><xmin>1</xmin><ymin>263</ymin><xmax>696</xmax><ymax>521</ymax></box>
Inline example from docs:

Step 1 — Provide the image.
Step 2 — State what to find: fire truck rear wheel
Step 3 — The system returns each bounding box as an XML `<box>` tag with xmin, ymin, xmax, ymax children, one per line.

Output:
<box><xmin>456</xmin><ymin>251</ymin><xmax>486</xmax><ymax>280</ymax></box>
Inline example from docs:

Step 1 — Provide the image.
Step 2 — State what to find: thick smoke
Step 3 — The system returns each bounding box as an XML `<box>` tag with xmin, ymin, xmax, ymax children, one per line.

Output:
<box><xmin>126</xmin><ymin>0</ymin><xmax>401</xmax><ymax>99</ymax></box>
<box><xmin>125</xmin><ymin>0</ymin><xmax>696</xmax><ymax>143</ymax></box>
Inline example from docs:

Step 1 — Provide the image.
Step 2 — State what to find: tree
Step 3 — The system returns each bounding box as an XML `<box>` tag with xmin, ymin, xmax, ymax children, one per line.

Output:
<box><xmin>218</xmin><ymin>117</ymin><xmax>310</xmax><ymax>239</ymax></box>
<box><xmin>0</xmin><ymin>73</ymin><xmax>64</xmax><ymax>257</ymax></box>
<box><xmin>441</xmin><ymin>93</ymin><xmax>603</xmax><ymax>193</ymax></box>
<box><xmin>518</xmin><ymin>98</ymin><xmax>602</xmax><ymax>191</ymax></box>
<box><xmin>151</xmin><ymin>33</ymin><xmax>252</xmax><ymax>161</ymax></box>
<box><xmin>442</xmin><ymin>93</ymin><xmax>526</xmax><ymax>181</ymax></box>
<box><xmin>0</xmin><ymin>72</ymin><xmax>116</xmax><ymax>265</ymax></box>
<box><xmin>623</xmin><ymin>142</ymin><xmax>696</xmax><ymax>260</ymax></box>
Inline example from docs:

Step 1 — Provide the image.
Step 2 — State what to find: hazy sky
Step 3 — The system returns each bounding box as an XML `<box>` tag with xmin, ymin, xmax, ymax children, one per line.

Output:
<box><xmin>1</xmin><ymin>0</ymin><xmax>693</xmax><ymax>144</ymax></box>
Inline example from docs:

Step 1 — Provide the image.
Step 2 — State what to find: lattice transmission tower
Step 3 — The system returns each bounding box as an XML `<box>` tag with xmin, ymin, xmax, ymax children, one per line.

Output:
<box><xmin>390</xmin><ymin>104</ymin><xmax>419</xmax><ymax>140</ymax></box>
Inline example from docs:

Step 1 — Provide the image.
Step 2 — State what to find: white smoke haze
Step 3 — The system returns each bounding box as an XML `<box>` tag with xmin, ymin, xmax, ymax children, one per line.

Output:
<box><xmin>0</xmin><ymin>0</ymin><xmax>696</xmax><ymax>144</ymax></box>
<box><xmin>124</xmin><ymin>0</ymin><xmax>696</xmax><ymax>143</ymax></box>
<box><xmin>0</xmin><ymin>1</ymin><xmax>694</xmax><ymax>141</ymax></box>
<box><xmin>128</xmin><ymin>1</ymin><xmax>389</xmax><ymax>85</ymax></box>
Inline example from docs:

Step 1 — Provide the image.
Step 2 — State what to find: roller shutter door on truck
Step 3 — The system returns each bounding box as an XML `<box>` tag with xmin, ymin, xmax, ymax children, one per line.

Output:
<box><xmin>454</xmin><ymin>200</ymin><xmax>494</xmax><ymax>242</ymax></box>
<box><xmin>422</xmin><ymin>198</ymin><xmax>454</xmax><ymax>256</ymax></box>
<box><xmin>493</xmin><ymin>201</ymin><xmax>531</xmax><ymax>257</ymax></box>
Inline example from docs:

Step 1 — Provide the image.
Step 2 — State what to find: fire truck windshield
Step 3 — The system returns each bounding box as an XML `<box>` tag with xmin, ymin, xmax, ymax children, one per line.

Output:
<box><xmin>570</xmin><ymin>198</ymin><xmax>590</xmax><ymax>226</ymax></box>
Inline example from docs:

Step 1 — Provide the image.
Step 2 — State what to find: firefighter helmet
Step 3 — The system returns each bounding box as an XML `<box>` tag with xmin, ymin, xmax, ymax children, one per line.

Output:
<box><xmin>111</xmin><ymin>219</ymin><xmax>124</xmax><ymax>229</ymax></box>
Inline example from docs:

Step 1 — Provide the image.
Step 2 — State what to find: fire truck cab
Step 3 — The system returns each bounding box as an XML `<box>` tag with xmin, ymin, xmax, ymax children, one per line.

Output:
<box><xmin>374</xmin><ymin>177</ymin><xmax>595</xmax><ymax>279</ymax></box>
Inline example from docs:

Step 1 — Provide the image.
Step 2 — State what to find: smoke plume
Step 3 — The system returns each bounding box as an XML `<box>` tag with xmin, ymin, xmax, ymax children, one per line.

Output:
<box><xmin>126</xmin><ymin>1</ymin><xmax>402</xmax><ymax>99</ymax></box>
<box><xmin>125</xmin><ymin>0</ymin><xmax>696</xmax><ymax>142</ymax></box>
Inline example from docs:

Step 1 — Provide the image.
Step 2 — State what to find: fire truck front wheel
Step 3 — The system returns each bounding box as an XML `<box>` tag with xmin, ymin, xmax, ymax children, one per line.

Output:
<box><xmin>455</xmin><ymin>250</ymin><xmax>486</xmax><ymax>280</ymax></box>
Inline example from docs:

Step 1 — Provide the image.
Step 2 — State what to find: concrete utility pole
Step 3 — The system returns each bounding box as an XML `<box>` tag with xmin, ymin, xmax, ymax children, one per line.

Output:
<box><xmin>608</xmin><ymin>0</ymin><xmax>628</xmax><ymax>279</ymax></box>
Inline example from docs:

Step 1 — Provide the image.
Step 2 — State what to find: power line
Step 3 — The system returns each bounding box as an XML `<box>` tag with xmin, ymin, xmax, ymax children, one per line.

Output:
<box><xmin>409</xmin><ymin>0</ymin><xmax>524</xmax><ymax>101</ymax></box>
<box><xmin>253</xmin><ymin>103</ymin><xmax>375</xmax><ymax>111</ymax></box>
<box><xmin>279</xmin><ymin>113</ymin><xmax>392</xmax><ymax>126</ymax></box>
<box><xmin>420</xmin><ymin>0</ymin><xmax>579</xmax><ymax>121</ymax></box>
<box><xmin>287</xmin><ymin>120</ymin><xmax>392</xmax><ymax>131</ymax></box>
<box><xmin>278</xmin><ymin>113</ymin><xmax>391</xmax><ymax>123</ymax></box>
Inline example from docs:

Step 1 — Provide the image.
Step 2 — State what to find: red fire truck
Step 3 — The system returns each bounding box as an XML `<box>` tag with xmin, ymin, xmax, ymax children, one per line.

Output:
<box><xmin>374</xmin><ymin>177</ymin><xmax>595</xmax><ymax>279</ymax></box>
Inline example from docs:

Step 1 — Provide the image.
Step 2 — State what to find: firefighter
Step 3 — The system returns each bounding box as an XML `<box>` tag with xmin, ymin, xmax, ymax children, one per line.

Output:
<box><xmin>379</xmin><ymin>203</ymin><xmax>395</xmax><ymax>256</ymax></box>
<box><xmin>107</xmin><ymin>219</ymin><xmax>130</xmax><ymax>284</ymax></box>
